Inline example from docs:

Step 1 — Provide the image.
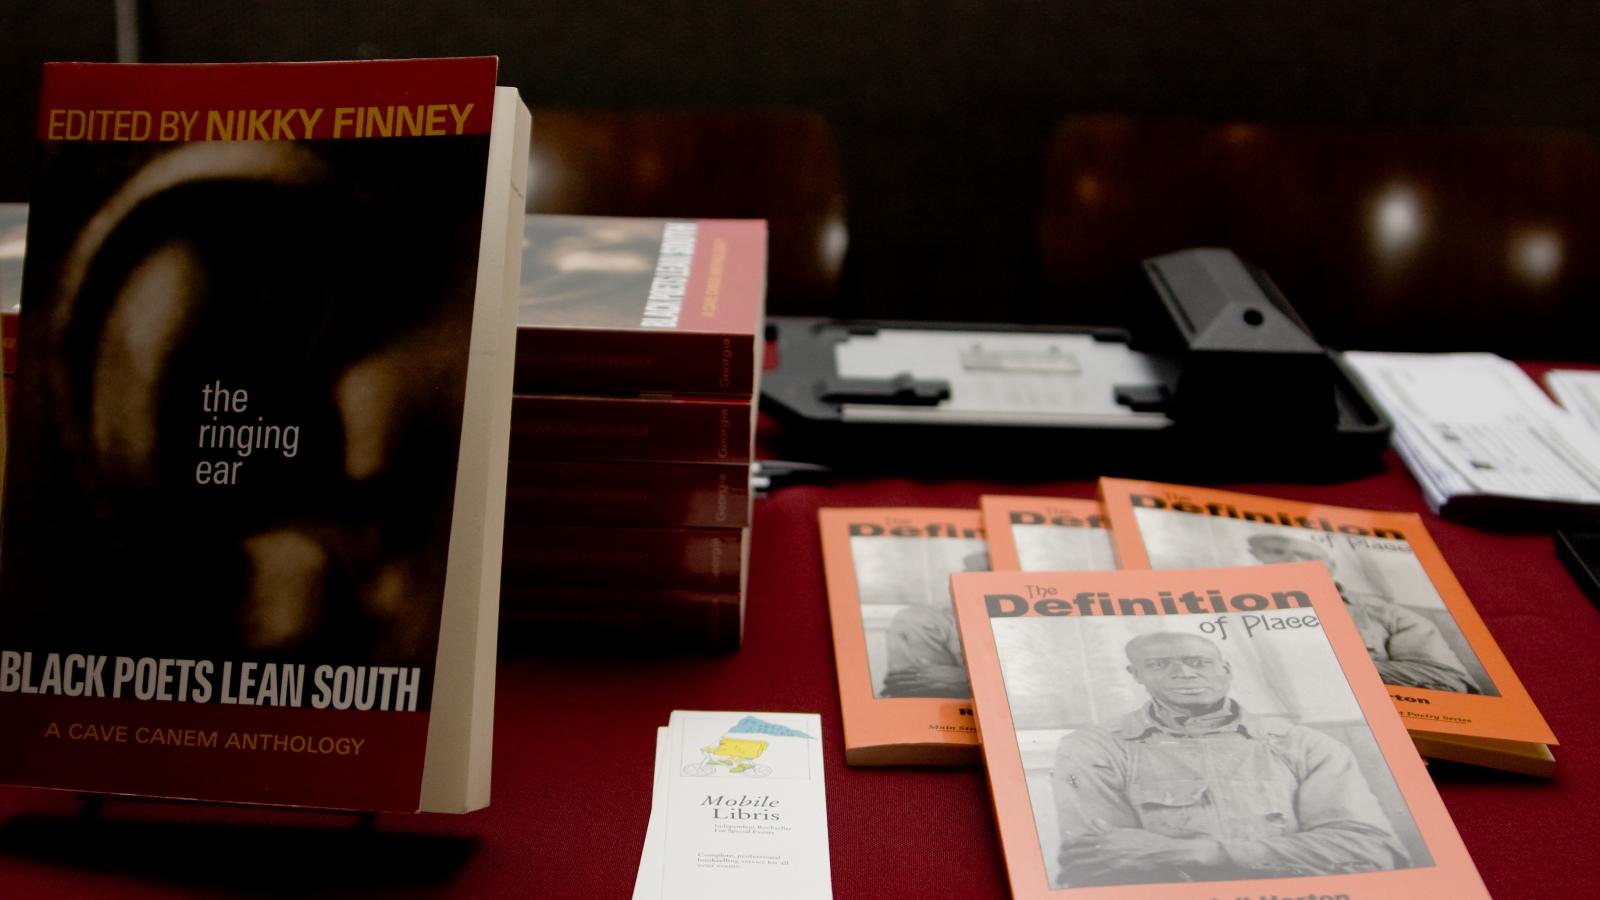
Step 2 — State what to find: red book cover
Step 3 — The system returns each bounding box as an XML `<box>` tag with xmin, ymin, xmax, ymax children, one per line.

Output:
<box><xmin>510</xmin><ymin>392</ymin><xmax>754</xmax><ymax>464</ymax></box>
<box><xmin>515</xmin><ymin>214</ymin><xmax>766</xmax><ymax>397</ymax></box>
<box><xmin>506</xmin><ymin>459</ymin><xmax>752</xmax><ymax>528</ymax></box>
<box><xmin>0</xmin><ymin>58</ymin><xmax>522</xmax><ymax>813</ymax></box>
<box><xmin>502</xmin><ymin>523</ymin><xmax>747</xmax><ymax>592</ymax></box>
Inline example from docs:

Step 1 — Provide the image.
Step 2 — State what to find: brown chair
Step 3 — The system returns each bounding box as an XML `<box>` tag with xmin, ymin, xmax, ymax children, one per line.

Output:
<box><xmin>1039</xmin><ymin>116</ymin><xmax>1600</xmax><ymax>357</ymax></box>
<box><xmin>526</xmin><ymin>109</ymin><xmax>848</xmax><ymax>317</ymax></box>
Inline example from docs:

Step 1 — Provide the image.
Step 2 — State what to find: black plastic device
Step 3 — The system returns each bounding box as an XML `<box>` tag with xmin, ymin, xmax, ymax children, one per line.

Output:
<box><xmin>759</xmin><ymin>248</ymin><xmax>1392</xmax><ymax>480</ymax></box>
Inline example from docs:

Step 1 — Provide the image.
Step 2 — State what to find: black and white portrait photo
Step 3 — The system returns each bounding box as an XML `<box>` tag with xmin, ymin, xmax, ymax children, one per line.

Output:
<box><xmin>1010</xmin><ymin>519</ymin><xmax>1117</xmax><ymax>572</ymax></box>
<box><xmin>1131</xmin><ymin>507</ymin><xmax>1497</xmax><ymax>696</ymax></box>
<box><xmin>989</xmin><ymin>611</ymin><xmax>1431</xmax><ymax>889</ymax></box>
<box><xmin>849</xmin><ymin>530</ymin><xmax>989</xmax><ymax>699</ymax></box>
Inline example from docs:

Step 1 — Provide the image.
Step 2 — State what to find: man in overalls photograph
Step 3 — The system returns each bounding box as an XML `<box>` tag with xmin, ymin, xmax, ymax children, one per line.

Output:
<box><xmin>1050</xmin><ymin>632</ymin><xmax>1412</xmax><ymax>886</ymax></box>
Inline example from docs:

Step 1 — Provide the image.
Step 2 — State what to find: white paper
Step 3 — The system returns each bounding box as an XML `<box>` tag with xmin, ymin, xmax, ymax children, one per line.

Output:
<box><xmin>658</xmin><ymin>710</ymin><xmax>832</xmax><ymax>899</ymax></box>
<box><xmin>1544</xmin><ymin>369</ymin><xmax>1600</xmax><ymax>434</ymax></box>
<box><xmin>631</xmin><ymin>727</ymin><xmax>669</xmax><ymax>900</ymax></box>
<box><xmin>832</xmin><ymin>328</ymin><xmax>1176</xmax><ymax>426</ymax></box>
<box><xmin>1388</xmin><ymin>420</ymin><xmax>1455</xmax><ymax>512</ymax></box>
<box><xmin>1344</xmin><ymin>351</ymin><xmax>1600</xmax><ymax>506</ymax></box>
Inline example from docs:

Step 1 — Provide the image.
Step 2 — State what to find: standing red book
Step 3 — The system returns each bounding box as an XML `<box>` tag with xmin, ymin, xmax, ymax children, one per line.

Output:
<box><xmin>514</xmin><ymin>214</ymin><xmax>766</xmax><ymax>397</ymax></box>
<box><xmin>0</xmin><ymin>59</ymin><xmax>528</xmax><ymax>813</ymax></box>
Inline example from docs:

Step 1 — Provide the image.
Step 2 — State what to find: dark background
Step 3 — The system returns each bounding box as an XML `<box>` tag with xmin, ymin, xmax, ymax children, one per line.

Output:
<box><xmin>6</xmin><ymin>1</ymin><xmax>1599</xmax><ymax>349</ymax></box>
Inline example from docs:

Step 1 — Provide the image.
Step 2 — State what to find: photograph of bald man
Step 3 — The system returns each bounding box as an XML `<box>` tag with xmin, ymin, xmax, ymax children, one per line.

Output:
<box><xmin>1051</xmin><ymin>631</ymin><xmax>1414</xmax><ymax>887</ymax></box>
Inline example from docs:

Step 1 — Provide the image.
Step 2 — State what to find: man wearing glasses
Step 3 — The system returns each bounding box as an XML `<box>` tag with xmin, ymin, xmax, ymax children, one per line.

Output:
<box><xmin>1049</xmin><ymin>631</ymin><xmax>1410</xmax><ymax>887</ymax></box>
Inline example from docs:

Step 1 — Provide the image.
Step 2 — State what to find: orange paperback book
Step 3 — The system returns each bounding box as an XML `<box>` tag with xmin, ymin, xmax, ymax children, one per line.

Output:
<box><xmin>981</xmin><ymin>495</ymin><xmax>1116</xmax><ymax>572</ymax></box>
<box><xmin>1099</xmin><ymin>477</ymin><xmax>1557</xmax><ymax>775</ymax></box>
<box><xmin>952</xmin><ymin>562</ymin><xmax>1489</xmax><ymax>899</ymax></box>
<box><xmin>817</xmin><ymin>508</ymin><xmax>987</xmax><ymax>765</ymax></box>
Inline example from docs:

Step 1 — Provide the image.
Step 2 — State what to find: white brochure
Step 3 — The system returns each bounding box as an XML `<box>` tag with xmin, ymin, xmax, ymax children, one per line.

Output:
<box><xmin>631</xmin><ymin>726</ymin><xmax>669</xmax><ymax>900</ymax></box>
<box><xmin>1545</xmin><ymin>369</ymin><xmax>1600</xmax><ymax>434</ymax></box>
<box><xmin>656</xmin><ymin>710</ymin><xmax>833</xmax><ymax>899</ymax></box>
<box><xmin>1345</xmin><ymin>351</ymin><xmax>1600</xmax><ymax>512</ymax></box>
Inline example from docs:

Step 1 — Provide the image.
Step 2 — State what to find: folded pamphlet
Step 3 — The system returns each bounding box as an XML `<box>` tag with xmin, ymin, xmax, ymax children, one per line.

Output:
<box><xmin>1344</xmin><ymin>351</ymin><xmax>1600</xmax><ymax>524</ymax></box>
<box><xmin>632</xmin><ymin>711</ymin><xmax>832</xmax><ymax>899</ymax></box>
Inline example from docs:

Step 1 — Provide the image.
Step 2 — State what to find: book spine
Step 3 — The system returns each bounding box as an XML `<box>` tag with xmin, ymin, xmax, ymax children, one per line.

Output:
<box><xmin>501</xmin><ymin>523</ymin><xmax>745</xmax><ymax>591</ymax></box>
<box><xmin>513</xmin><ymin>328</ymin><xmax>756</xmax><ymax>397</ymax></box>
<box><xmin>506</xmin><ymin>459</ymin><xmax>751</xmax><ymax>528</ymax></box>
<box><xmin>499</xmin><ymin>586</ymin><xmax>742</xmax><ymax>650</ymax></box>
<box><xmin>2</xmin><ymin>310</ymin><xmax>16</xmax><ymax>377</ymax></box>
<box><xmin>510</xmin><ymin>394</ymin><xmax>753</xmax><ymax>464</ymax></box>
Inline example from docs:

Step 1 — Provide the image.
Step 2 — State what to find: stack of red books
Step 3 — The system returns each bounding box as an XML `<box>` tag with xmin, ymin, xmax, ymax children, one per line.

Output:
<box><xmin>501</xmin><ymin>214</ymin><xmax>766</xmax><ymax>649</ymax></box>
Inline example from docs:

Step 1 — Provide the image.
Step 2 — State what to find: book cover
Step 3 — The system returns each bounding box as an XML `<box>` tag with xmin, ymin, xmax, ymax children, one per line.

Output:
<box><xmin>515</xmin><ymin>214</ymin><xmax>766</xmax><ymax>397</ymax></box>
<box><xmin>952</xmin><ymin>562</ymin><xmax>1488</xmax><ymax>898</ymax></box>
<box><xmin>1099</xmin><ymin>477</ymin><xmax>1557</xmax><ymax>771</ymax></box>
<box><xmin>506</xmin><ymin>459</ymin><xmax>751</xmax><ymax>528</ymax></box>
<box><xmin>981</xmin><ymin>495</ymin><xmax>1116</xmax><ymax>572</ymax></box>
<box><xmin>510</xmin><ymin>392</ymin><xmax>754</xmax><ymax>464</ymax></box>
<box><xmin>502</xmin><ymin>523</ymin><xmax>747</xmax><ymax>592</ymax></box>
<box><xmin>0</xmin><ymin>58</ymin><xmax>527</xmax><ymax>812</ymax></box>
<box><xmin>817</xmin><ymin>508</ymin><xmax>987</xmax><ymax>765</ymax></box>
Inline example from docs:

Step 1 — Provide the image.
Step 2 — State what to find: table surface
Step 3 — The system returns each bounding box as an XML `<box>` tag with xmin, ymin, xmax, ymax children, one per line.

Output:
<box><xmin>3</xmin><ymin>426</ymin><xmax>1599</xmax><ymax>898</ymax></box>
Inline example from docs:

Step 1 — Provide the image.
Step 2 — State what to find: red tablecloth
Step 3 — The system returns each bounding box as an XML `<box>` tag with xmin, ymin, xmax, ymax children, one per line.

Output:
<box><xmin>2</xmin><ymin>449</ymin><xmax>1597</xmax><ymax>898</ymax></box>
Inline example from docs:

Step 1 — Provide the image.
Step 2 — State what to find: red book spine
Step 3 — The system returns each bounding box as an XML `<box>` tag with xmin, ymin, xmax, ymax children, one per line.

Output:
<box><xmin>506</xmin><ymin>460</ymin><xmax>751</xmax><ymax>528</ymax></box>
<box><xmin>510</xmin><ymin>394</ymin><xmax>753</xmax><ymax>464</ymax></box>
<box><xmin>501</xmin><ymin>523</ymin><xmax>746</xmax><ymax>591</ymax></box>
<box><xmin>513</xmin><ymin>328</ymin><xmax>756</xmax><ymax>397</ymax></box>
<box><xmin>499</xmin><ymin>586</ymin><xmax>743</xmax><ymax>650</ymax></box>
